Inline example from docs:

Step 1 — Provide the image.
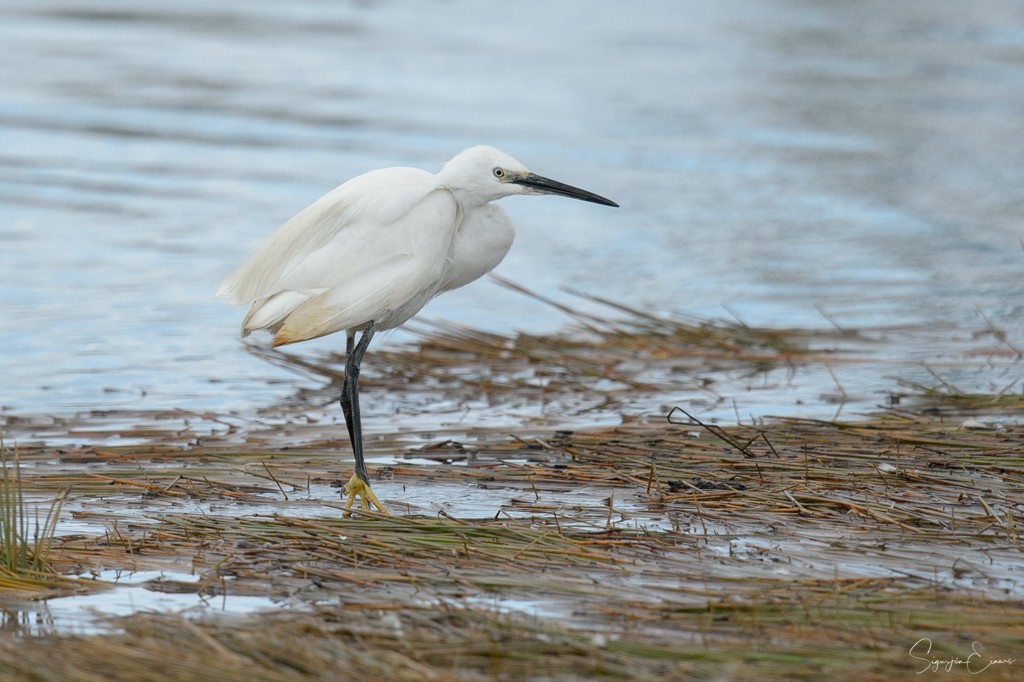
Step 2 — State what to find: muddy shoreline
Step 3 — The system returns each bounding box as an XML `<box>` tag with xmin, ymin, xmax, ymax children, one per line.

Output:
<box><xmin>1</xmin><ymin>314</ymin><xmax>1022</xmax><ymax>680</ymax></box>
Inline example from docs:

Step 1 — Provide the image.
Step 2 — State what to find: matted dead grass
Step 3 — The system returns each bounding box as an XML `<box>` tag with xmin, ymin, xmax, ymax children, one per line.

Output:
<box><xmin>0</xmin><ymin>293</ymin><xmax>1021</xmax><ymax>680</ymax></box>
<box><xmin>1</xmin><ymin>405</ymin><xmax>1022</xmax><ymax>679</ymax></box>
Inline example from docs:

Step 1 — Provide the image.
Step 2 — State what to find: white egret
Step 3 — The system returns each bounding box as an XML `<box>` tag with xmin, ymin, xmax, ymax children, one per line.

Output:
<box><xmin>218</xmin><ymin>146</ymin><xmax>618</xmax><ymax>514</ymax></box>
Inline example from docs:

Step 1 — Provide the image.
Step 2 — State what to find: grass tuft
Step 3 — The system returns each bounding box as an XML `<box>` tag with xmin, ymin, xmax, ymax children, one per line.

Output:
<box><xmin>0</xmin><ymin>436</ymin><xmax>67</xmax><ymax>579</ymax></box>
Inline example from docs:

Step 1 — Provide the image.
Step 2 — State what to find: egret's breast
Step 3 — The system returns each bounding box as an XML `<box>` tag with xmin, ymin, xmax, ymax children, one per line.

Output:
<box><xmin>440</xmin><ymin>204</ymin><xmax>516</xmax><ymax>293</ymax></box>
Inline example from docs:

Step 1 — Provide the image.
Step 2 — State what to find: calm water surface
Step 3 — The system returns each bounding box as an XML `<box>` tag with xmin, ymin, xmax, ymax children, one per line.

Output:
<box><xmin>2</xmin><ymin>0</ymin><xmax>1023</xmax><ymax>419</ymax></box>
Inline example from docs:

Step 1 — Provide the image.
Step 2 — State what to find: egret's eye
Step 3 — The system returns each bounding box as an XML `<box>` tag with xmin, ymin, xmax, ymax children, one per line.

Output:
<box><xmin>492</xmin><ymin>167</ymin><xmax>505</xmax><ymax>179</ymax></box>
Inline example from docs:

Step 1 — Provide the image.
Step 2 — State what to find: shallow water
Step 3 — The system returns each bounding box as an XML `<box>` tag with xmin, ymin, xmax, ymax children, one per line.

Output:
<box><xmin>2</xmin><ymin>0</ymin><xmax>1023</xmax><ymax>419</ymax></box>
<box><xmin>4</xmin><ymin>570</ymin><xmax>282</xmax><ymax>636</ymax></box>
<box><xmin>16</xmin><ymin>446</ymin><xmax>1024</xmax><ymax>633</ymax></box>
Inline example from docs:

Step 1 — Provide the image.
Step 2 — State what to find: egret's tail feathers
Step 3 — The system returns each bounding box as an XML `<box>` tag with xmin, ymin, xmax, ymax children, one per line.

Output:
<box><xmin>271</xmin><ymin>255</ymin><xmax>432</xmax><ymax>346</ymax></box>
<box><xmin>216</xmin><ymin>277</ymin><xmax>239</xmax><ymax>303</ymax></box>
<box><xmin>270</xmin><ymin>331</ymin><xmax>296</xmax><ymax>347</ymax></box>
<box><xmin>240</xmin><ymin>289</ymin><xmax>324</xmax><ymax>338</ymax></box>
<box><xmin>271</xmin><ymin>288</ymin><xmax>379</xmax><ymax>347</ymax></box>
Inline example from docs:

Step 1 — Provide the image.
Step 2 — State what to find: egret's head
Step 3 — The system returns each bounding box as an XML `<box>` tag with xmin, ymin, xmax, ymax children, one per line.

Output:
<box><xmin>439</xmin><ymin>146</ymin><xmax>618</xmax><ymax>208</ymax></box>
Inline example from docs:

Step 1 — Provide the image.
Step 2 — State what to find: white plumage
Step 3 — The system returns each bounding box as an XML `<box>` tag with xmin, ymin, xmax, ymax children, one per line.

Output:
<box><xmin>219</xmin><ymin>166</ymin><xmax>458</xmax><ymax>344</ymax></box>
<box><xmin>218</xmin><ymin>145</ymin><xmax>617</xmax><ymax>513</ymax></box>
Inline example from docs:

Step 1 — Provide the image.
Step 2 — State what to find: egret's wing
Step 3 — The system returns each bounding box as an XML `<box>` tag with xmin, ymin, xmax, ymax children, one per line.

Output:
<box><xmin>222</xmin><ymin>167</ymin><xmax>461</xmax><ymax>341</ymax></box>
<box><xmin>240</xmin><ymin>289</ymin><xmax>324</xmax><ymax>336</ymax></box>
<box><xmin>218</xmin><ymin>167</ymin><xmax>453</xmax><ymax>306</ymax></box>
<box><xmin>272</xmin><ymin>254</ymin><xmax>424</xmax><ymax>345</ymax></box>
<box><xmin>272</xmin><ymin>187</ymin><xmax>461</xmax><ymax>345</ymax></box>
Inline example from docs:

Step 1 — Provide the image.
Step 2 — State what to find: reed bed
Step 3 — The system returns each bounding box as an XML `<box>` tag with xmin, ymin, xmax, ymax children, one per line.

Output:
<box><xmin>1</xmin><ymin>404</ymin><xmax>1021</xmax><ymax>679</ymax></box>
<box><xmin>3</xmin><ymin>594</ymin><xmax>1023</xmax><ymax>681</ymax></box>
<box><xmin>244</xmin><ymin>278</ymin><xmax>880</xmax><ymax>425</ymax></box>
<box><xmin>0</xmin><ymin>293</ymin><xmax>1021</xmax><ymax>679</ymax></box>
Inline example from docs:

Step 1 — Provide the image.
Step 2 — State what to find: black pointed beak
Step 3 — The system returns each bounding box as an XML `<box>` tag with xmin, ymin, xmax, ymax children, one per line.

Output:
<box><xmin>515</xmin><ymin>173</ymin><xmax>619</xmax><ymax>207</ymax></box>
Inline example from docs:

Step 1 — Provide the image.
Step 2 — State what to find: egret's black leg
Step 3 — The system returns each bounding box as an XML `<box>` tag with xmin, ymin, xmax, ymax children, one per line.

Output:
<box><xmin>340</xmin><ymin>322</ymin><xmax>387</xmax><ymax>514</ymax></box>
<box><xmin>339</xmin><ymin>331</ymin><xmax>358</xmax><ymax>469</ymax></box>
<box><xmin>342</xmin><ymin>322</ymin><xmax>376</xmax><ymax>484</ymax></box>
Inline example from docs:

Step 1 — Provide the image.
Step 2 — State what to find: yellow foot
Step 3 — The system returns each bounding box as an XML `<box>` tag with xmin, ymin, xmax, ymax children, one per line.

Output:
<box><xmin>342</xmin><ymin>473</ymin><xmax>390</xmax><ymax>516</ymax></box>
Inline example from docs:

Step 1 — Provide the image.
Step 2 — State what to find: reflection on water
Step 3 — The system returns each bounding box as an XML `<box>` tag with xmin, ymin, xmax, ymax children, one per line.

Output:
<box><xmin>1</xmin><ymin>0</ymin><xmax>1022</xmax><ymax>418</ymax></box>
<box><xmin>1</xmin><ymin>570</ymin><xmax>281</xmax><ymax>636</ymax></box>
